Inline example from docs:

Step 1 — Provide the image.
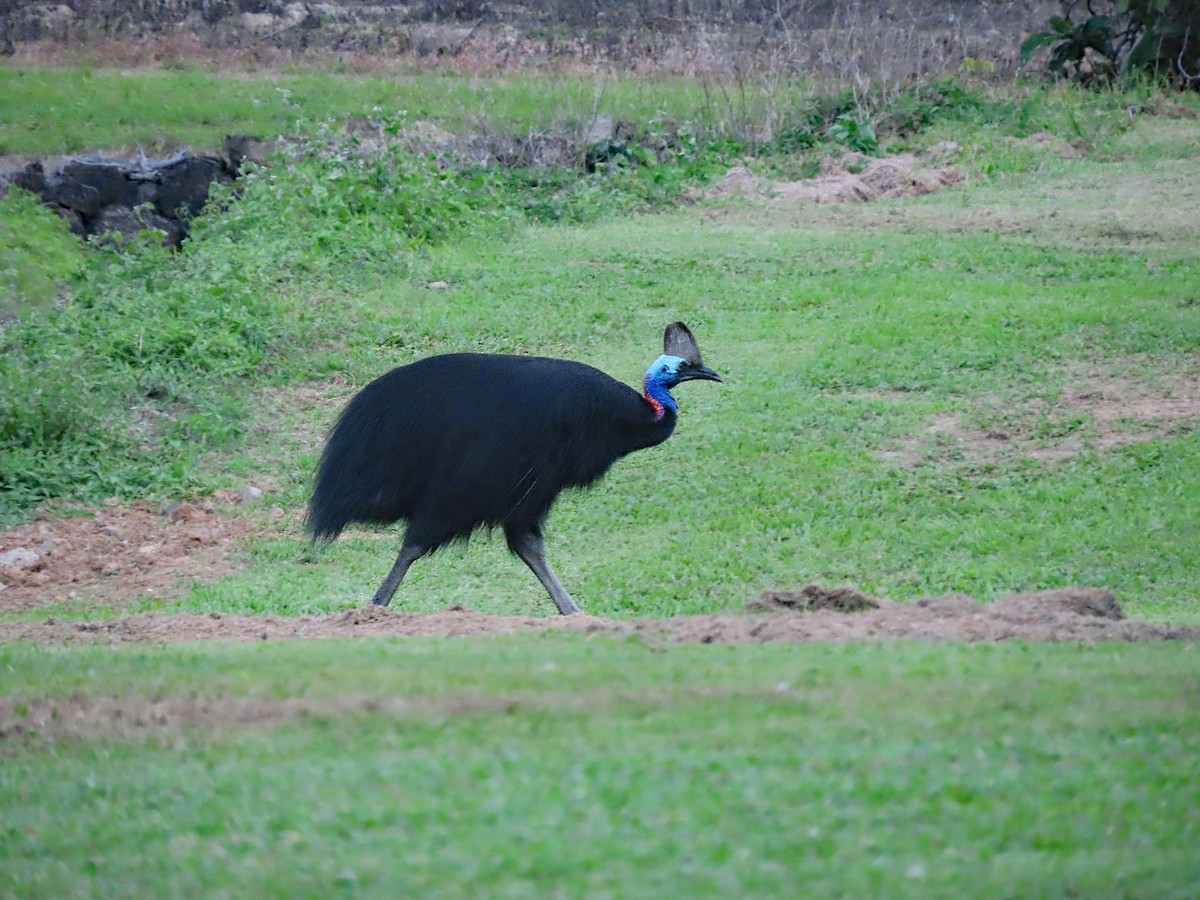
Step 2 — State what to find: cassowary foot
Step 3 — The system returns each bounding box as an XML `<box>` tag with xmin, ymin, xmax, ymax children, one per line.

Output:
<box><xmin>555</xmin><ymin>595</ymin><xmax>581</xmax><ymax>616</ymax></box>
<box><xmin>369</xmin><ymin>543</ymin><xmax>426</xmax><ymax>608</ymax></box>
<box><xmin>508</xmin><ymin>531</ymin><xmax>581</xmax><ymax>616</ymax></box>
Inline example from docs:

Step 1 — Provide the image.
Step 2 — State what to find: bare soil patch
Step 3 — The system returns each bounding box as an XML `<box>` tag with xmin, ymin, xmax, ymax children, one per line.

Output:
<box><xmin>711</xmin><ymin>148</ymin><xmax>964</xmax><ymax>206</ymax></box>
<box><xmin>0</xmin><ymin>689</ymin><xmax>619</xmax><ymax>746</ymax></box>
<box><xmin>880</xmin><ymin>361</ymin><xmax>1200</xmax><ymax>468</ymax></box>
<box><xmin>2</xmin><ymin>587</ymin><xmax>1193</xmax><ymax>648</ymax></box>
<box><xmin>0</xmin><ymin>495</ymin><xmax>277</xmax><ymax>613</ymax></box>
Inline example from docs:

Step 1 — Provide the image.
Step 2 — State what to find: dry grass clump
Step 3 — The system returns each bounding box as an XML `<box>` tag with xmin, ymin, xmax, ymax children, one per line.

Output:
<box><xmin>5</xmin><ymin>0</ymin><xmax>1058</xmax><ymax>86</ymax></box>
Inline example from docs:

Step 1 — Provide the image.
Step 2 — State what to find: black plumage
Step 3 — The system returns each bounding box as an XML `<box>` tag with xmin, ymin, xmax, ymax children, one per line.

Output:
<box><xmin>307</xmin><ymin>322</ymin><xmax>720</xmax><ymax>614</ymax></box>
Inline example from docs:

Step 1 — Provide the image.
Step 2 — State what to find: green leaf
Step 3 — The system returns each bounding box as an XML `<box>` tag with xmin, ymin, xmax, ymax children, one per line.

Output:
<box><xmin>1080</xmin><ymin>15</ymin><xmax>1113</xmax><ymax>37</ymax></box>
<box><xmin>1020</xmin><ymin>32</ymin><xmax>1061</xmax><ymax>63</ymax></box>
<box><xmin>1048</xmin><ymin>15</ymin><xmax>1073</xmax><ymax>35</ymax></box>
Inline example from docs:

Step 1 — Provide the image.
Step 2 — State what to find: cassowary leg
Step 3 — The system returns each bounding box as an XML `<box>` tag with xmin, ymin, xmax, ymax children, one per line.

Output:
<box><xmin>370</xmin><ymin>542</ymin><xmax>427</xmax><ymax>607</ymax></box>
<box><xmin>507</xmin><ymin>530</ymin><xmax>581</xmax><ymax>616</ymax></box>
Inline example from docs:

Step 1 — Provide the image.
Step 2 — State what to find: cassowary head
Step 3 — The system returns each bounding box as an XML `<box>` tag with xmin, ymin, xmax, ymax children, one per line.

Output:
<box><xmin>644</xmin><ymin>322</ymin><xmax>722</xmax><ymax>412</ymax></box>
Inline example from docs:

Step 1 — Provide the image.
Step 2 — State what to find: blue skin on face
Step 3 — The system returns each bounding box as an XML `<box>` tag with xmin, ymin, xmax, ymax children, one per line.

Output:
<box><xmin>643</xmin><ymin>354</ymin><xmax>689</xmax><ymax>413</ymax></box>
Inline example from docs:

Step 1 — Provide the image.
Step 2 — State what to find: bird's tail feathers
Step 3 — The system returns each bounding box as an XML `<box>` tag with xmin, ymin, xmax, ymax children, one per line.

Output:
<box><xmin>304</xmin><ymin>503</ymin><xmax>347</xmax><ymax>544</ymax></box>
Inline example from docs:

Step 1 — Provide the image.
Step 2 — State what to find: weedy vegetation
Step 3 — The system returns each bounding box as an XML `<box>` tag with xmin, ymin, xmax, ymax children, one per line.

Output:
<box><xmin>1</xmin><ymin>53</ymin><xmax>1199</xmax><ymax>896</ymax></box>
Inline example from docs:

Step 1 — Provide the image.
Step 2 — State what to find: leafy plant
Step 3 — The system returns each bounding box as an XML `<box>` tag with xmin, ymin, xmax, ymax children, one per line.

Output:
<box><xmin>827</xmin><ymin>112</ymin><xmax>879</xmax><ymax>154</ymax></box>
<box><xmin>1021</xmin><ymin>1</ymin><xmax>1200</xmax><ymax>88</ymax></box>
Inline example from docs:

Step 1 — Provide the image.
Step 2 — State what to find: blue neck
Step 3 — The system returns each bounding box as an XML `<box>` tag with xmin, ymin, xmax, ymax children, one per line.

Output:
<box><xmin>643</xmin><ymin>374</ymin><xmax>677</xmax><ymax>419</ymax></box>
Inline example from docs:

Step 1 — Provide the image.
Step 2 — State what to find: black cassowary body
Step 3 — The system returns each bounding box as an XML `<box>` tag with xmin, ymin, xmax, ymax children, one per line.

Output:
<box><xmin>307</xmin><ymin>322</ymin><xmax>721</xmax><ymax>615</ymax></box>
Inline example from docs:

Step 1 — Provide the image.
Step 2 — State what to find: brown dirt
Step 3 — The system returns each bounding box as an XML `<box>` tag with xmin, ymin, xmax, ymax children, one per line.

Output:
<box><xmin>2</xmin><ymin>587</ymin><xmax>1194</xmax><ymax>648</ymax></box>
<box><xmin>711</xmin><ymin>148</ymin><xmax>964</xmax><ymax>205</ymax></box>
<box><xmin>1008</xmin><ymin>131</ymin><xmax>1091</xmax><ymax>159</ymax></box>
<box><xmin>0</xmin><ymin>494</ymin><xmax>278</xmax><ymax>613</ymax></box>
<box><xmin>750</xmin><ymin>583</ymin><xmax>880</xmax><ymax>613</ymax></box>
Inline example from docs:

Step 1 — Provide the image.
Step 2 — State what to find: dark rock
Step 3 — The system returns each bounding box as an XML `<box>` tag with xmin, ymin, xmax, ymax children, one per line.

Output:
<box><xmin>154</xmin><ymin>155</ymin><xmax>231</xmax><ymax>220</ymax></box>
<box><xmin>4</xmin><ymin>148</ymin><xmax>236</xmax><ymax>245</ymax></box>
<box><xmin>225</xmin><ymin>134</ymin><xmax>271</xmax><ymax>169</ymax></box>
<box><xmin>57</xmin><ymin>206</ymin><xmax>86</xmax><ymax>236</ymax></box>
<box><xmin>49</xmin><ymin>160</ymin><xmax>138</xmax><ymax>217</ymax></box>
<box><xmin>86</xmin><ymin>205</ymin><xmax>186</xmax><ymax>248</ymax></box>
<box><xmin>10</xmin><ymin>161</ymin><xmax>47</xmax><ymax>196</ymax></box>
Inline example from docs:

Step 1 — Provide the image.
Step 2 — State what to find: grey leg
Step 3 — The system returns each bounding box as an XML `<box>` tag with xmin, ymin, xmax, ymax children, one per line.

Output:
<box><xmin>508</xmin><ymin>530</ymin><xmax>581</xmax><ymax>616</ymax></box>
<box><xmin>370</xmin><ymin>542</ymin><xmax>427</xmax><ymax>607</ymax></box>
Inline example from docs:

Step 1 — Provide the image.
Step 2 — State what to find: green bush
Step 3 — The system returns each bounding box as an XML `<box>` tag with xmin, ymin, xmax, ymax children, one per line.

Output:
<box><xmin>0</xmin><ymin>186</ymin><xmax>85</xmax><ymax>321</ymax></box>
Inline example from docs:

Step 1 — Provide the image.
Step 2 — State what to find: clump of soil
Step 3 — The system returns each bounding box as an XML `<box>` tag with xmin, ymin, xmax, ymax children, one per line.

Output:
<box><xmin>2</xmin><ymin>586</ymin><xmax>1193</xmax><ymax>647</ymax></box>
<box><xmin>0</xmin><ymin>495</ymin><xmax>275</xmax><ymax>613</ymax></box>
<box><xmin>986</xmin><ymin>587</ymin><xmax>1126</xmax><ymax>621</ymax></box>
<box><xmin>1007</xmin><ymin>131</ymin><xmax>1090</xmax><ymax>158</ymax></box>
<box><xmin>712</xmin><ymin>147</ymin><xmax>963</xmax><ymax>205</ymax></box>
<box><xmin>750</xmin><ymin>583</ymin><xmax>880</xmax><ymax>612</ymax></box>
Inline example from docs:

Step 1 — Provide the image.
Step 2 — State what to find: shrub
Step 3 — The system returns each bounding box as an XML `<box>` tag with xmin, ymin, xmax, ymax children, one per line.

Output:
<box><xmin>1021</xmin><ymin>1</ymin><xmax>1200</xmax><ymax>89</ymax></box>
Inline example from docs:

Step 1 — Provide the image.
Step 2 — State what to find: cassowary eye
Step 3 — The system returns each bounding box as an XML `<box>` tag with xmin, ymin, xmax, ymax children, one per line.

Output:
<box><xmin>660</xmin><ymin>364</ymin><xmax>670</xmax><ymax>374</ymax></box>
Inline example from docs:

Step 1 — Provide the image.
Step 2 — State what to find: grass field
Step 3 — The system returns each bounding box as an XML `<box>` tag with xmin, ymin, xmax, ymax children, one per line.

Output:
<box><xmin>0</xmin><ymin>64</ymin><xmax>789</xmax><ymax>157</ymax></box>
<box><xmin>3</xmin><ymin>639</ymin><xmax>1199</xmax><ymax>897</ymax></box>
<box><xmin>2</xmin><ymin>64</ymin><xmax>1199</xmax><ymax>896</ymax></box>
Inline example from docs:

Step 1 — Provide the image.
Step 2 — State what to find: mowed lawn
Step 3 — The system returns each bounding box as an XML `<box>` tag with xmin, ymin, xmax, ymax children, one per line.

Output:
<box><xmin>2</xmin><ymin>88</ymin><xmax>1199</xmax><ymax>896</ymax></box>
<box><xmin>2</xmin><ymin>638</ymin><xmax>1198</xmax><ymax>897</ymax></box>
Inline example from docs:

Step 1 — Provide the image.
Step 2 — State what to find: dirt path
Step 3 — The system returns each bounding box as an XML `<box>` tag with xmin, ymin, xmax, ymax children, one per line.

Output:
<box><xmin>2</xmin><ymin>587</ymin><xmax>1195</xmax><ymax>646</ymax></box>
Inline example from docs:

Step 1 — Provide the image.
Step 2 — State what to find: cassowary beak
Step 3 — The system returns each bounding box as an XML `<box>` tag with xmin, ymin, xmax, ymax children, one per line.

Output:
<box><xmin>675</xmin><ymin>363</ymin><xmax>723</xmax><ymax>384</ymax></box>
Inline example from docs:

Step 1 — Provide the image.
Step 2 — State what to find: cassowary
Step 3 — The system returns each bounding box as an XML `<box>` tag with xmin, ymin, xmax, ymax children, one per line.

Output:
<box><xmin>307</xmin><ymin>322</ymin><xmax>721</xmax><ymax>615</ymax></box>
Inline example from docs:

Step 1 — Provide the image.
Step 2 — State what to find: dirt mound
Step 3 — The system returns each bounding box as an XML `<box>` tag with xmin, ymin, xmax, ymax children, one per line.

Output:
<box><xmin>0</xmin><ymin>495</ymin><xmax>273</xmax><ymax>613</ymax></box>
<box><xmin>750</xmin><ymin>583</ymin><xmax>880</xmax><ymax>613</ymax></box>
<box><xmin>2</xmin><ymin>587</ymin><xmax>1193</xmax><ymax>646</ymax></box>
<box><xmin>1007</xmin><ymin>131</ymin><xmax>1090</xmax><ymax>159</ymax></box>
<box><xmin>712</xmin><ymin>147</ymin><xmax>963</xmax><ymax>205</ymax></box>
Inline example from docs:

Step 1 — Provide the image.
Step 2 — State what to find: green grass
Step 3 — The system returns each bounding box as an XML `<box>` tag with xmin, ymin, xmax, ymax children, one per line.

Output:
<box><xmin>0</xmin><ymin>63</ymin><xmax>794</xmax><ymax>156</ymax></box>
<box><xmin>5</xmin><ymin>81</ymin><xmax>1199</xmax><ymax>622</ymax></box>
<box><xmin>3</xmin><ymin>71</ymin><xmax>1200</xmax><ymax>897</ymax></box>
<box><xmin>3</xmin><ymin>638</ymin><xmax>1198</xmax><ymax>897</ymax></box>
<box><xmin>0</xmin><ymin>185</ymin><xmax>84</xmax><ymax>320</ymax></box>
